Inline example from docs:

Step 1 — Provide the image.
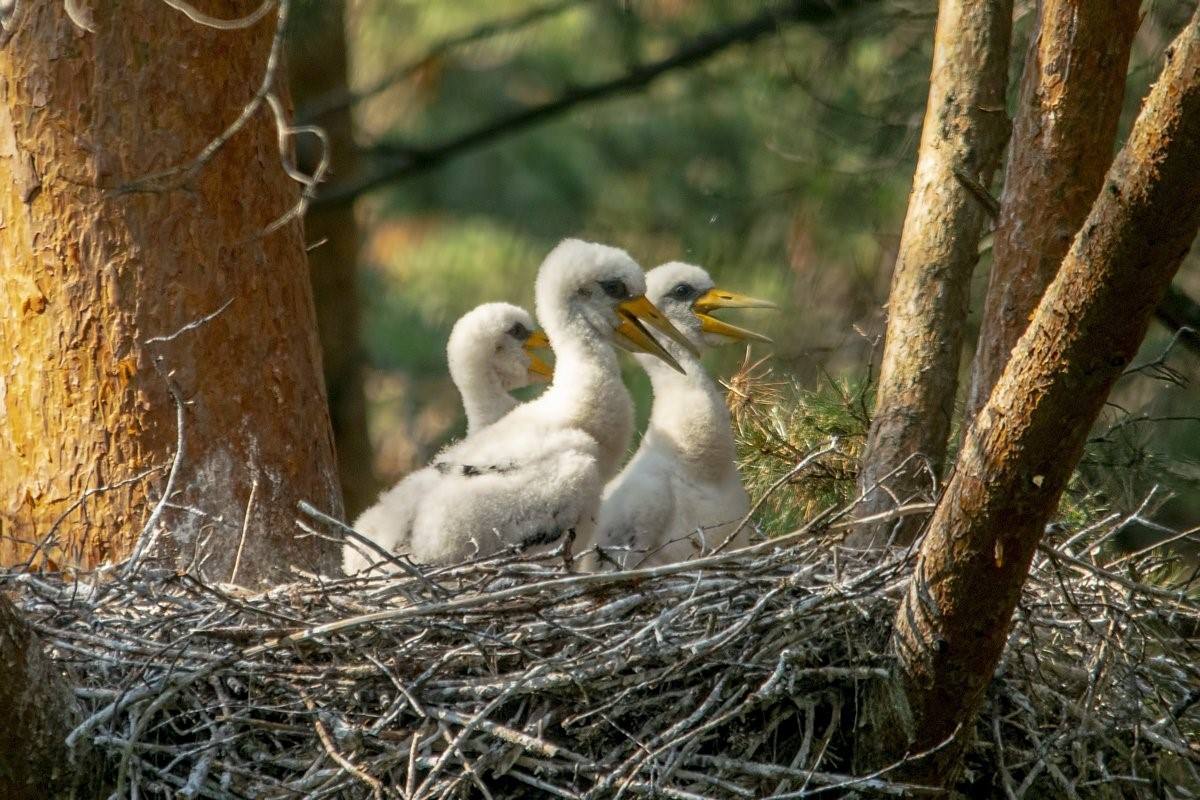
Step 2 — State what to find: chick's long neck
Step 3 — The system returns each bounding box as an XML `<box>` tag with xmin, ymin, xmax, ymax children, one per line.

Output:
<box><xmin>638</xmin><ymin>344</ymin><xmax>737</xmax><ymax>483</ymax></box>
<box><xmin>540</xmin><ymin>322</ymin><xmax>633</xmax><ymax>481</ymax></box>
<box><xmin>458</xmin><ymin>365</ymin><xmax>517</xmax><ymax>434</ymax></box>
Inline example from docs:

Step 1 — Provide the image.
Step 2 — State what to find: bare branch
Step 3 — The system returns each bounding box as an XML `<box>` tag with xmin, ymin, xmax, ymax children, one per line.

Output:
<box><xmin>297</xmin><ymin>0</ymin><xmax>589</xmax><ymax>123</ymax></box>
<box><xmin>119</xmin><ymin>0</ymin><xmax>290</xmax><ymax>195</ymax></box>
<box><xmin>143</xmin><ymin>298</ymin><xmax>234</xmax><ymax>345</ymax></box>
<box><xmin>315</xmin><ymin>0</ymin><xmax>878</xmax><ymax>207</ymax></box>
<box><xmin>229</xmin><ymin>478</ymin><xmax>259</xmax><ymax>585</ymax></box>
<box><xmin>1154</xmin><ymin>283</ymin><xmax>1200</xmax><ymax>356</ymax></box>
<box><xmin>158</xmin><ymin>0</ymin><xmax>274</xmax><ymax>31</ymax></box>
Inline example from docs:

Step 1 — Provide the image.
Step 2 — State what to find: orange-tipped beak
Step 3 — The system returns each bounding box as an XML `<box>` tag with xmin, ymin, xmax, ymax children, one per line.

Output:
<box><xmin>523</xmin><ymin>329</ymin><xmax>551</xmax><ymax>350</ymax></box>
<box><xmin>523</xmin><ymin>330</ymin><xmax>553</xmax><ymax>381</ymax></box>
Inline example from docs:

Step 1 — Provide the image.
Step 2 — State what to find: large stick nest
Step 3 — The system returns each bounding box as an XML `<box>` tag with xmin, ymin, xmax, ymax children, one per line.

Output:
<box><xmin>5</xmin><ymin>511</ymin><xmax>1198</xmax><ymax>799</ymax></box>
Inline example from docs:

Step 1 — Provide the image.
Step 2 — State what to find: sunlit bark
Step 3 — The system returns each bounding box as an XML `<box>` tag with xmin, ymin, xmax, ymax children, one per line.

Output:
<box><xmin>965</xmin><ymin>0</ymin><xmax>1141</xmax><ymax>424</ymax></box>
<box><xmin>0</xmin><ymin>1</ymin><xmax>343</xmax><ymax>580</ymax></box>
<box><xmin>862</xmin><ymin>9</ymin><xmax>1200</xmax><ymax>784</ymax></box>
<box><xmin>851</xmin><ymin>0</ymin><xmax>1012</xmax><ymax>549</ymax></box>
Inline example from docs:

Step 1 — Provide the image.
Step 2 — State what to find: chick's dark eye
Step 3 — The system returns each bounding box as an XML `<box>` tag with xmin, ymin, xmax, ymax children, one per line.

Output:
<box><xmin>671</xmin><ymin>283</ymin><xmax>694</xmax><ymax>301</ymax></box>
<box><xmin>599</xmin><ymin>279</ymin><xmax>628</xmax><ymax>299</ymax></box>
<box><xmin>507</xmin><ymin>322</ymin><xmax>530</xmax><ymax>341</ymax></box>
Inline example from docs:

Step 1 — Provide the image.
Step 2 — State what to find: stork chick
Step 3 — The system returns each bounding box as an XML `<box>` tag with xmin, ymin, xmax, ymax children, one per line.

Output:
<box><xmin>585</xmin><ymin>262</ymin><xmax>775</xmax><ymax>569</ymax></box>
<box><xmin>448</xmin><ymin>302</ymin><xmax>552</xmax><ymax>434</ymax></box>
<box><xmin>343</xmin><ymin>304</ymin><xmax>548</xmax><ymax>575</ymax></box>
<box><xmin>345</xmin><ymin>240</ymin><xmax>693</xmax><ymax>572</ymax></box>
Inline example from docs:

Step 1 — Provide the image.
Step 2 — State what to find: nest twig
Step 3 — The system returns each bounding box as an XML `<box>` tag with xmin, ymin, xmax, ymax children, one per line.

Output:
<box><xmin>5</xmin><ymin>503</ymin><xmax>1199</xmax><ymax>798</ymax></box>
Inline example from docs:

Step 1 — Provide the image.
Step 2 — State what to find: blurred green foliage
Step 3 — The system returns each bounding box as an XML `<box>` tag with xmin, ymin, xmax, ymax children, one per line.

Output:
<box><xmin>344</xmin><ymin>0</ymin><xmax>930</xmax><ymax>451</ymax></box>
<box><xmin>299</xmin><ymin>1</ymin><xmax>1200</xmax><ymax>540</ymax></box>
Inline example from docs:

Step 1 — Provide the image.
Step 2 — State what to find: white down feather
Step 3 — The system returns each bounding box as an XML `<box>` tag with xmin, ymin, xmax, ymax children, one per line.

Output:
<box><xmin>345</xmin><ymin>239</ymin><xmax>650</xmax><ymax>572</ymax></box>
<box><xmin>586</xmin><ymin>263</ymin><xmax>757</xmax><ymax>569</ymax></box>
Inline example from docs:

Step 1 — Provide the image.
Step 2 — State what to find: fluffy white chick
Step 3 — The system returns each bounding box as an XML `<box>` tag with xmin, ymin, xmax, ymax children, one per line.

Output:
<box><xmin>585</xmin><ymin>262</ymin><xmax>775</xmax><ymax>569</ymax></box>
<box><xmin>447</xmin><ymin>302</ymin><xmax>551</xmax><ymax>435</ymax></box>
<box><xmin>345</xmin><ymin>240</ymin><xmax>693</xmax><ymax>572</ymax></box>
<box><xmin>344</xmin><ymin>304</ymin><xmax>547</xmax><ymax>575</ymax></box>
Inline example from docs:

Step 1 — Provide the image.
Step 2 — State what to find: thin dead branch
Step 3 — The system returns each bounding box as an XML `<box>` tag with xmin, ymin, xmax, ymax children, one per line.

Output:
<box><xmin>297</xmin><ymin>0</ymin><xmax>589</xmax><ymax>123</ymax></box>
<box><xmin>3</xmin><ymin>503</ymin><xmax>1195</xmax><ymax>798</ymax></box>
<box><xmin>316</xmin><ymin>0</ymin><xmax>878</xmax><ymax>207</ymax></box>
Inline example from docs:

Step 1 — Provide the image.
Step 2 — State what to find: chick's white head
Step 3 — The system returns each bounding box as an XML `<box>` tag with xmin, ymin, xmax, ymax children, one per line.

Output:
<box><xmin>536</xmin><ymin>239</ymin><xmax>698</xmax><ymax>369</ymax></box>
<box><xmin>447</xmin><ymin>303</ymin><xmax>550</xmax><ymax>393</ymax></box>
<box><xmin>646</xmin><ymin>261</ymin><xmax>776</xmax><ymax>352</ymax></box>
<box><xmin>535</xmin><ymin>239</ymin><xmax>645</xmax><ymax>343</ymax></box>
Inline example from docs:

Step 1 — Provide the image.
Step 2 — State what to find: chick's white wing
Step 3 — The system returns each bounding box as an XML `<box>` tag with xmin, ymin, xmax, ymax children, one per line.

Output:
<box><xmin>588</xmin><ymin>449</ymin><xmax>678</xmax><ymax>570</ymax></box>
<box><xmin>409</xmin><ymin>427</ymin><xmax>602</xmax><ymax>564</ymax></box>
<box><xmin>344</xmin><ymin>466</ymin><xmax>438</xmax><ymax>575</ymax></box>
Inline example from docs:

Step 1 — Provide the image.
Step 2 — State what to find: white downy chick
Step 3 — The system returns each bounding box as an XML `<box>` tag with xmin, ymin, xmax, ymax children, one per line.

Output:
<box><xmin>447</xmin><ymin>302</ymin><xmax>552</xmax><ymax>434</ymax></box>
<box><xmin>585</xmin><ymin>262</ymin><xmax>775</xmax><ymax>569</ymax></box>
<box><xmin>343</xmin><ymin>304</ymin><xmax>549</xmax><ymax>575</ymax></box>
<box><xmin>344</xmin><ymin>240</ymin><xmax>693</xmax><ymax>572</ymax></box>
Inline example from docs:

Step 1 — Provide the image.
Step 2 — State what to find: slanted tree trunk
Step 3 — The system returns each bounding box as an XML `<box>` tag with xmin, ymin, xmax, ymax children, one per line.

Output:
<box><xmin>851</xmin><ymin>0</ymin><xmax>1012</xmax><ymax>549</ymax></box>
<box><xmin>964</xmin><ymin>0</ymin><xmax>1141</xmax><ymax>424</ymax></box>
<box><xmin>862</xmin><ymin>9</ymin><xmax>1200</xmax><ymax>784</ymax></box>
<box><xmin>0</xmin><ymin>592</ymin><xmax>93</xmax><ymax>798</ymax></box>
<box><xmin>289</xmin><ymin>0</ymin><xmax>380</xmax><ymax>519</ymax></box>
<box><xmin>0</xmin><ymin>2</ymin><xmax>343</xmax><ymax>581</ymax></box>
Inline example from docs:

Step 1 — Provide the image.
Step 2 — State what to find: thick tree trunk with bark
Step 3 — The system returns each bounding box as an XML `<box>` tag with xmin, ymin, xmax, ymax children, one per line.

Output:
<box><xmin>0</xmin><ymin>2</ymin><xmax>343</xmax><ymax>581</ymax></box>
<box><xmin>862</xmin><ymin>10</ymin><xmax>1200</xmax><ymax>785</ymax></box>
<box><xmin>851</xmin><ymin>0</ymin><xmax>1012</xmax><ymax>549</ymax></box>
<box><xmin>290</xmin><ymin>0</ymin><xmax>380</xmax><ymax>518</ymax></box>
<box><xmin>0</xmin><ymin>592</ymin><xmax>94</xmax><ymax>798</ymax></box>
<box><xmin>964</xmin><ymin>0</ymin><xmax>1140</xmax><ymax>424</ymax></box>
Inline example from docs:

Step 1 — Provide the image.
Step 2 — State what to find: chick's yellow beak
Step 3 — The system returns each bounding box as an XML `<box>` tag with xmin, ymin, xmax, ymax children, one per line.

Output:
<box><xmin>526</xmin><ymin>353</ymin><xmax>554</xmax><ymax>382</ymax></box>
<box><xmin>697</xmin><ymin>315</ymin><xmax>773</xmax><ymax>343</ymax></box>
<box><xmin>693</xmin><ymin>287</ymin><xmax>776</xmax><ymax>344</ymax></box>
<box><xmin>523</xmin><ymin>329</ymin><xmax>551</xmax><ymax>351</ymax></box>
<box><xmin>523</xmin><ymin>330</ymin><xmax>553</xmax><ymax>382</ymax></box>
<box><xmin>617</xmin><ymin>295</ymin><xmax>700</xmax><ymax>357</ymax></box>
<box><xmin>693</xmin><ymin>288</ymin><xmax>778</xmax><ymax>314</ymax></box>
<box><xmin>614</xmin><ymin>314</ymin><xmax>683</xmax><ymax>373</ymax></box>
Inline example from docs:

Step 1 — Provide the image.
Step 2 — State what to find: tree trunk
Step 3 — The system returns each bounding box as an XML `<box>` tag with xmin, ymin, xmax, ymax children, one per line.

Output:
<box><xmin>0</xmin><ymin>2</ymin><xmax>343</xmax><ymax>582</ymax></box>
<box><xmin>964</xmin><ymin>0</ymin><xmax>1140</xmax><ymax>424</ymax></box>
<box><xmin>0</xmin><ymin>592</ymin><xmax>94</xmax><ymax>798</ymax></box>
<box><xmin>850</xmin><ymin>0</ymin><xmax>1012</xmax><ymax>549</ymax></box>
<box><xmin>289</xmin><ymin>0</ymin><xmax>380</xmax><ymax>519</ymax></box>
<box><xmin>862</xmin><ymin>9</ymin><xmax>1200</xmax><ymax>785</ymax></box>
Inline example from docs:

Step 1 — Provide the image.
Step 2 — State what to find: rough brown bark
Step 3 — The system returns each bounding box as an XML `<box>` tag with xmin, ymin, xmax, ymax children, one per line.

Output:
<box><xmin>0</xmin><ymin>2</ymin><xmax>343</xmax><ymax>581</ymax></box>
<box><xmin>964</xmin><ymin>0</ymin><xmax>1140</xmax><ymax>424</ymax></box>
<box><xmin>850</xmin><ymin>0</ymin><xmax>1012</xmax><ymax>549</ymax></box>
<box><xmin>0</xmin><ymin>592</ymin><xmax>94</xmax><ymax>798</ymax></box>
<box><xmin>289</xmin><ymin>0</ymin><xmax>380</xmax><ymax>518</ymax></box>
<box><xmin>864</xmin><ymin>9</ymin><xmax>1200</xmax><ymax>785</ymax></box>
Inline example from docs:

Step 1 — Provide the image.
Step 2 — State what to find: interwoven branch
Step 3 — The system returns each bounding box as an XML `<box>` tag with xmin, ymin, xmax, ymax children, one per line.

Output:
<box><xmin>5</xmin><ymin>505</ymin><xmax>1197</xmax><ymax>798</ymax></box>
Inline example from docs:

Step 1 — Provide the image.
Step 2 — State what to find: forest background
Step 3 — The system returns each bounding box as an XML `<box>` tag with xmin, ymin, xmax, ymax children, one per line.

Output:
<box><xmin>300</xmin><ymin>0</ymin><xmax>1200</xmax><ymax>538</ymax></box>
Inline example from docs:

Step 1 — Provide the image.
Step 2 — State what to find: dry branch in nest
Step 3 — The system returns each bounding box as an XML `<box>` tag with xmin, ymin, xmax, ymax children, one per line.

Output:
<box><xmin>5</xmin><ymin>500</ymin><xmax>1199</xmax><ymax>799</ymax></box>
